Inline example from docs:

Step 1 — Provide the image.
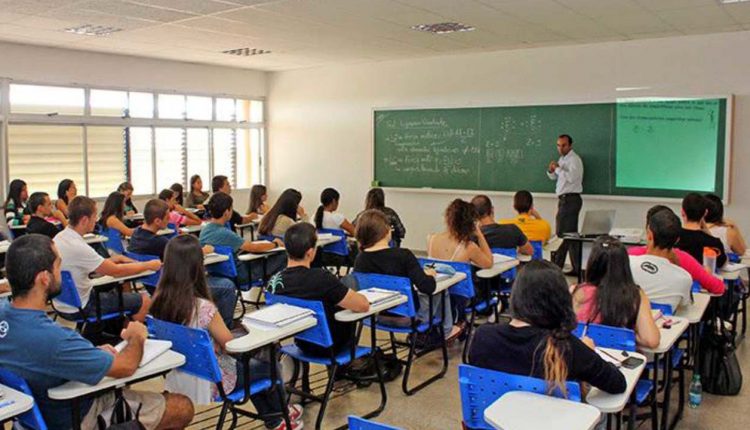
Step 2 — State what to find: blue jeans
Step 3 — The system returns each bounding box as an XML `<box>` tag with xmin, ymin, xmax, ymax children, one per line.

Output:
<box><xmin>236</xmin><ymin>358</ymin><xmax>286</xmax><ymax>428</ymax></box>
<box><xmin>418</xmin><ymin>292</ymin><xmax>454</xmax><ymax>334</ymax></box>
<box><xmin>207</xmin><ymin>276</ymin><xmax>238</xmax><ymax>327</ymax></box>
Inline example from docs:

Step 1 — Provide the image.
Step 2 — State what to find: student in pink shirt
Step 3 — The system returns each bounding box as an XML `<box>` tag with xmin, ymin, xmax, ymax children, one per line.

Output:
<box><xmin>628</xmin><ymin>205</ymin><xmax>724</xmax><ymax>295</ymax></box>
<box><xmin>158</xmin><ymin>188</ymin><xmax>202</xmax><ymax>227</ymax></box>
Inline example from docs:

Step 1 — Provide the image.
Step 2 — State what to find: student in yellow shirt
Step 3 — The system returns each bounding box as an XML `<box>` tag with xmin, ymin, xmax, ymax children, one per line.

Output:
<box><xmin>499</xmin><ymin>190</ymin><xmax>552</xmax><ymax>244</ymax></box>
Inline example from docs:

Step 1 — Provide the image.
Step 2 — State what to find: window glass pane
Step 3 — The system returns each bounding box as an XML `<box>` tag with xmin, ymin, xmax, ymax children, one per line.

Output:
<box><xmin>158</xmin><ymin>94</ymin><xmax>185</xmax><ymax>119</ymax></box>
<box><xmin>155</xmin><ymin>128</ymin><xmax>185</xmax><ymax>191</ymax></box>
<box><xmin>216</xmin><ymin>98</ymin><xmax>235</xmax><ymax>121</ymax></box>
<box><xmin>128</xmin><ymin>127</ymin><xmax>154</xmax><ymax>195</ymax></box>
<box><xmin>129</xmin><ymin>92</ymin><xmax>154</xmax><ymax>118</ymax></box>
<box><xmin>186</xmin><ymin>96</ymin><xmax>212</xmax><ymax>120</ymax></box>
<box><xmin>212</xmin><ymin>129</ymin><xmax>235</xmax><ymax>187</ymax></box>
<box><xmin>236</xmin><ymin>129</ymin><xmax>262</xmax><ymax>188</ymax></box>
<box><xmin>10</xmin><ymin>84</ymin><xmax>84</xmax><ymax>115</ymax></box>
<box><xmin>88</xmin><ymin>127</ymin><xmax>126</xmax><ymax>198</ymax></box>
<box><xmin>252</xmin><ymin>128</ymin><xmax>264</xmax><ymax>185</ymax></box>
<box><xmin>186</xmin><ymin>129</ymin><xmax>210</xmax><ymax>190</ymax></box>
<box><xmin>236</xmin><ymin>99</ymin><xmax>250</xmax><ymax>122</ymax></box>
<box><xmin>250</xmin><ymin>100</ymin><xmax>264</xmax><ymax>123</ymax></box>
<box><xmin>8</xmin><ymin>125</ymin><xmax>84</xmax><ymax>195</ymax></box>
<box><xmin>91</xmin><ymin>89</ymin><xmax>127</xmax><ymax>117</ymax></box>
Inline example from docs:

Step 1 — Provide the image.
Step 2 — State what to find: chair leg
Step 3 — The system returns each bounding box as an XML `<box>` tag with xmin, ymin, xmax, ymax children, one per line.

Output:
<box><xmin>314</xmin><ymin>364</ymin><xmax>338</xmax><ymax>430</ymax></box>
<box><xmin>215</xmin><ymin>402</ymin><xmax>230</xmax><ymax>430</ymax></box>
<box><xmin>462</xmin><ymin>310</ymin><xmax>476</xmax><ymax>364</ymax></box>
<box><xmin>389</xmin><ymin>332</ymin><xmax>399</xmax><ymax>357</ymax></box>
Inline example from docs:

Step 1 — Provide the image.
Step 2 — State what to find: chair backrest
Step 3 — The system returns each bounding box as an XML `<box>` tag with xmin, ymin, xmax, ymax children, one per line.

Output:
<box><xmin>352</xmin><ymin>272</ymin><xmax>415</xmax><ymax>318</ymax></box>
<box><xmin>318</xmin><ymin>228</ymin><xmax>349</xmax><ymax>256</ymax></box>
<box><xmin>123</xmin><ymin>251</ymin><xmax>162</xmax><ymax>289</ymax></box>
<box><xmin>530</xmin><ymin>241</ymin><xmax>544</xmax><ymax>260</ymax></box>
<box><xmin>56</xmin><ymin>270</ymin><xmax>82</xmax><ymax>310</ymax></box>
<box><xmin>165</xmin><ymin>223</ymin><xmax>178</xmax><ymax>239</ymax></box>
<box><xmin>458</xmin><ymin>364</ymin><xmax>581</xmax><ymax>430</ymax></box>
<box><xmin>146</xmin><ymin>316</ymin><xmax>222</xmax><ymax>383</ymax></box>
<box><xmin>205</xmin><ymin>245</ymin><xmax>238</xmax><ymax>279</ymax></box>
<box><xmin>348</xmin><ymin>416</ymin><xmax>402</xmax><ymax>430</ymax></box>
<box><xmin>265</xmin><ymin>292</ymin><xmax>333</xmax><ymax>348</ymax></box>
<box><xmin>691</xmin><ymin>280</ymin><xmax>701</xmax><ymax>293</ymax></box>
<box><xmin>418</xmin><ymin>257</ymin><xmax>474</xmax><ymax>300</ymax></box>
<box><xmin>728</xmin><ymin>252</ymin><xmax>741</xmax><ymax>264</ymax></box>
<box><xmin>258</xmin><ymin>234</ymin><xmax>281</xmax><ymax>242</ymax></box>
<box><xmin>650</xmin><ymin>301</ymin><xmax>674</xmax><ymax>316</ymax></box>
<box><xmin>101</xmin><ymin>227</ymin><xmax>125</xmax><ymax>254</ymax></box>
<box><xmin>0</xmin><ymin>367</ymin><xmax>48</xmax><ymax>430</ymax></box>
<box><xmin>491</xmin><ymin>247</ymin><xmax>517</xmax><ymax>280</ymax></box>
<box><xmin>573</xmin><ymin>322</ymin><xmax>636</xmax><ymax>352</ymax></box>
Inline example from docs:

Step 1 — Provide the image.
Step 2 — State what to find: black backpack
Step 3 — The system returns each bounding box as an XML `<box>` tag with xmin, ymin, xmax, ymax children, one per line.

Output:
<box><xmin>699</xmin><ymin>319</ymin><xmax>742</xmax><ymax>395</ymax></box>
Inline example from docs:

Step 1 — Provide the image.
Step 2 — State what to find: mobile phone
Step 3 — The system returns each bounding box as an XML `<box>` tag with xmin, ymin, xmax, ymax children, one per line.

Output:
<box><xmin>622</xmin><ymin>356</ymin><xmax>645</xmax><ymax>370</ymax></box>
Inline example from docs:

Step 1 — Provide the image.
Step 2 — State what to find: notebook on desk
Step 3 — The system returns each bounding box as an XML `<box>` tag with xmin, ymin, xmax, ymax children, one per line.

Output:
<box><xmin>492</xmin><ymin>253</ymin><xmax>516</xmax><ymax>264</ymax></box>
<box><xmin>115</xmin><ymin>339</ymin><xmax>172</xmax><ymax>368</ymax></box>
<box><xmin>359</xmin><ymin>288</ymin><xmax>399</xmax><ymax>305</ymax></box>
<box><xmin>317</xmin><ymin>233</ymin><xmax>334</xmax><ymax>240</ymax></box>
<box><xmin>244</xmin><ymin>303</ymin><xmax>314</xmax><ymax>329</ymax></box>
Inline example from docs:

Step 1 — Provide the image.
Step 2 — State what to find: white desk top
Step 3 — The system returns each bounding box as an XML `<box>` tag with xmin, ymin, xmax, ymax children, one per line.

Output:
<box><xmin>0</xmin><ymin>383</ymin><xmax>35</xmax><ymax>422</ymax></box>
<box><xmin>155</xmin><ymin>228</ymin><xmax>176</xmax><ymax>237</ymax></box>
<box><xmin>48</xmin><ymin>350</ymin><xmax>184</xmax><ymax>400</ymax></box>
<box><xmin>237</xmin><ymin>237</ymin><xmax>338</xmax><ymax>262</ymax></box>
<box><xmin>226</xmin><ymin>316</ymin><xmax>317</xmax><ymax>354</ymax></box>
<box><xmin>335</xmin><ymin>295</ymin><xmax>408</xmax><ymax>322</ymax></box>
<box><xmin>676</xmin><ymin>293</ymin><xmax>711</xmax><ymax>324</ymax></box>
<box><xmin>434</xmin><ymin>272</ymin><xmax>468</xmax><ymax>295</ymax></box>
<box><xmin>720</xmin><ymin>263</ymin><xmax>747</xmax><ymax>281</ymax></box>
<box><xmin>517</xmin><ymin>254</ymin><xmax>531</xmax><ymax>263</ymax></box>
<box><xmin>640</xmin><ymin>315</ymin><xmax>689</xmax><ymax>354</ymax></box>
<box><xmin>91</xmin><ymin>270</ymin><xmax>157</xmax><ymax>287</ymax></box>
<box><xmin>82</xmin><ymin>234</ymin><xmax>108</xmax><ymax>245</ymax></box>
<box><xmin>316</xmin><ymin>236</ymin><xmax>342</xmax><ymax>247</ymax></box>
<box><xmin>484</xmin><ymin>391</ymin><xmax>600</xmax><ymax>430</ymax></box>
<box><xmin>8</xmin><ymin>225</ymin><xmax>26</xmax><ymax>230</ymax></box>
<box><xmin>180</xmin><ymin>224</ymin><xmax>204</xmax><ymax>234</ymax></box>
<box><xmin>203</xmin><ymin>253</ymin><xmax>229</xmax><ymax>266</ymax></box>
<box><xmin>586</xmin><ymin>349</ymin><xmax>647</xmax><ymax>413</ymax></box>
<box><xmin>235</xmin><ymin>221</ymin><xmax>259</xmax><ymax>229</ymax></box>
<box><xmin>476</xmin><ymin>260</ymin><xmax>520</xmax><ymax>279</ymax></box>
<box><xmin>124</xmin><ymin>214</ymin><xmax>144</xmax><ymax>221</ymax></box>
<box><xmin>0</xmin><ymin>240</ymin><xmax>9</xmax><ymax>254</ymax></box>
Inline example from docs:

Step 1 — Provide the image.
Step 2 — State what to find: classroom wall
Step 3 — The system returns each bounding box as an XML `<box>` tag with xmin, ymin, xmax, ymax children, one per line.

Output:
<box><xmin>267</xmin><ymin>30</ymin><xmax>750</xmax><ymax>251</ymax></box>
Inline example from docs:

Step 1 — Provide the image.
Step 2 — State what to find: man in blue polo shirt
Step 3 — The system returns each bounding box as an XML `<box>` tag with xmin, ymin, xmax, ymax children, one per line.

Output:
<box><xmin>0</xmin><ymin>234</ymin><xmax>194</xmax><ymax>429</ymax></box>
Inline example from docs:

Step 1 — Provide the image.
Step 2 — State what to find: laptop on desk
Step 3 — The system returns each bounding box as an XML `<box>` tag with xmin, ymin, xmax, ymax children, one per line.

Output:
<box><xmin>566</xmin><ymin>210</ymin><xmax>616</xmax><ymax>239</ymax></box>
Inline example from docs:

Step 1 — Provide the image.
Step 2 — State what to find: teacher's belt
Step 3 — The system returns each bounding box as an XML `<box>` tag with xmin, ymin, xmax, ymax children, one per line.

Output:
<box><xmin>558</xmin><ymin>193</ymin><xmax>581</xmax><ymax>200</ymax></box>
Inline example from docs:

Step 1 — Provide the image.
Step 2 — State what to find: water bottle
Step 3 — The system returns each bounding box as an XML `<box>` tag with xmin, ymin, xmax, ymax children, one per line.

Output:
<box><xmin>703</xmin><ymin>247</ymin><xmax>718</xmax><ymax>274</ymax></box>
<box><xmin>689</xmin><ymin>374</ymin><xmax>702</xmax><ymax>408</ymax></box>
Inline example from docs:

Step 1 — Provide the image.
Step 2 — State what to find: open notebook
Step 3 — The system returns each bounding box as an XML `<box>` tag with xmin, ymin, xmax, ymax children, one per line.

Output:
<box><xmin>244</xmin><ymin>303</ymin><xmax>314</xmax><ymax>329</ymax></box>
<box><xmin>359</xmin><ymin>288</ymin><xmax>400</xmax><ymax>305</ymax></box>
<box><xmin>492</xmin><ymin>253</ymin><xmax>516</xmax><ymax>264</ymax></box>
<box><xmin>115</xmin><ymin>339</ymin><xmax>172</xmax><ymax>368</ymax></box>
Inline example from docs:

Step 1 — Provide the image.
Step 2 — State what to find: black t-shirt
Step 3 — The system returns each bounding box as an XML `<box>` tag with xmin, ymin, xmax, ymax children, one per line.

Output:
<box><xmin>354</xmin><ymin>248</ymin><xmax>436</xmax><ymax>296</ymax></box>
<box><xmin>480</xmin><ymin>223</ymin><xmax>528</xmax><ymax>250</ymax></box>
<box><xmin>677</xmin><ymin>228</ymin><xmax>727</xmax><ymax>268</ymax></box>
<box><xmin>468</xmin><ymin>323</ymin><xmax>626</xmax><ymax>395</ymax></box>
<box><xmin>128</xmin><ymin>227</ymin><xmax>169</xmax><ymax>260</ymax></box>
<box><xmin>269</xmin><ymin>266</ymin><xmax>352</xmax><ymax>355</ymax></box>
<box><xmin>26</xmin><ymin>216</ymin><xmax>60</xmax><ymax>239</ymax></box>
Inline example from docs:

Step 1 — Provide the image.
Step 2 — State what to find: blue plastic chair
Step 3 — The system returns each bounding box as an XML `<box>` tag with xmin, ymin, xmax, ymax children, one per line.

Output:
<box><xmin>0</xmin><ymin>368</ymin><xmax>48</xmax><ymax>430</ymax></box>
<box><xmin>317</xmin><ymin>228</ymin><xmax>352</xmax><ymax>275</ymax></box>
<box><xmin>729</xmin><ymin>252</ymin><xmax>741</xmax><ymax>263</ymax></box>
<box><xmin>206</xmin><ymin>245</ymin><xmax>263</xmax><ymax>316</ymax></box>
<box><xmin>530</xmin><ymin>240</ymin><xmax>544</xmax><ymax>260</ymax></box>
<box><xmin>491</xmin><ymin>248</ymin><xmax>517</xmax><ymax>281</ymax></box>
<box><xmin>348</xmin><ymin>416</ymin><xmax>403</xmax><ymax>430</ymax></box>
<box><xmin>266</xmin><ymin>292</ymin><xmax>381</xmax><ymax>430</ymax></box>
<box><xmin>354</xmin><ymin>272</ymin><xmax>448</xmax><ymax>395</ymax></box>
<box><xmin>458</xmin><ymin>364</ymin><xmax>582</xmax><ymax>430</ymax></box>
<box><xmin>100</xmin><ymin>227</ymin><xmax>125</xmax><ymax>254</ymax></box>
<box><xmin>123</xmin><ymin>251</ymin><xmax>162</xmax><ymax>295</ymax></box>
<box><xmin>52</xmin><ymin>271</ymin><xmax>132</xmax><ymax>330</ymax></box>
<box><xmin>146</xmin><ymin>317</ymin><xmax>286</xmax><ymax>430</ymax></box>
<box><xmin>164</xmin><ymin>222</ymin><xmax>178</xmax><ymax>239</ymax></box>
<box><xmin>258</xmin><ymin>234</ymin><xmax>281</xmax><ymax>242</ymax></box>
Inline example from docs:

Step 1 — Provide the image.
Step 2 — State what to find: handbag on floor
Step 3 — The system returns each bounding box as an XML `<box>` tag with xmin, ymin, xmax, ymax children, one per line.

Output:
<box><xmin>97</xmin><ymin>394</ymin><xmax>145</xmax><ymax>430</ymax></box>
<box><xmin>699</xmin><ymin>320</ymin><xmax>742</xmax><ymax>396</ymax></box>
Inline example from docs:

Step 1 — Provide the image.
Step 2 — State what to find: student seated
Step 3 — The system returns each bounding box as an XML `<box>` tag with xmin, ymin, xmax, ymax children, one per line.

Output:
<box><xmin>677</xmin><ymin>193</ymin><xmax>727</xmax><ymax>267</ymax></box>
<box><xmin>99</xmin><ymin>191</ymin><xmax>135</xmax><ymax>238</ymax></box>
<box><xmin>55</xmin><ymin>178</ymin><xmax>77</xmax><ymax>219</ymax></box>
<box><xmin>471</xmin><ymin>194</ymin><xmax>532</xmax><ymax>255</ymax></box>
<box><xmin>427</xmin><ymin>199</ymin><xmax>493</xmax><ymax>340</ymax></box>
<box><xmin>258</xmin><ymin>188</ymin><xmax>308</xmax><ymax>238</ymax></box>
<box><xmin>209</xmin><ymin>175</ymin><xmax>254</xmax><ymax>228</ymax></box>
<box><xmin>314</xmin><ymin>188</ymin><xmax>355</xmax><ymax>236</ymax></box>
<box><xmin>158</xmin><ymin>188</ymin><xmax>202</xmax><ymax>226</ymax></box>
<box><xmin>629</xmin><ymin>209</ymin><xmax>692</xmax><ymax>312</ymax></box>
<box><xmin>629</xmin><ymin>205</ymin><xmax>724</xmax><ymax>295</ymax></box>
<box><xmin>469</xmin><ymin>260</ymin><xmax>626</xmax><ymax>395</ymax></box>
<box><xmin>571</xmin><ymin>236</ymin><xmax>660</xmax><ymax>349</ymax></box>
<box><xmin>26</xmin><ymin>192</ymin><xmax>64</xmax><ymax>239</ymax></box>
<box><xmin>0</xmin><ymin>234</ymin><xmax>194</xmax><ymax>430</ymax></box>
<box><xmin>353</xmin><ymin>188</ymin><xmax>406</xmax><ymax>247</ymax></box>
<box><xmin>247</xmin><ymin>184</ymin><xmax>270</xmax><ymax>219</ymax></box>
<box><xmin>185</xmin><ymin>174</ymin><xmax>210</xmax><ymax>210</ymax></box>
<box><xmin>129</xmin><ymin>199</ymin><xmax>238</xmax><ymax>327</ymax></box>
<box><xmin>268</xmin><ymin>223</ymin><xmax>369</xmax><ymax>356</ymax></box>
<box><xmin>53</xmin><ymin>196</ymin><xmax>160</xmax><ymax>322</ymax></box>
<box><xmin>171</xmin><ymin>183</ymin><xmax>185</xmax><ymax>206</ymax></box>
<box><xmin>117</xmin><ymin>181</ymin><xmax>138</xmax><ymax>215</ymax></box>
<box><xmin>499</xmin><ymin>190</ymin><xmax>552</xmax><ymax>244</ymax></box>
<box><xmin>4</xmin><ymin>179</ymin><xmax>29</xmax><ymax>227</ymax></box>
<box><xmin>705</xmin><ymin>193</ymin><xmax>747</xmax><ymax>256</ymax></box>
<box><xmin>200</xmin><ymin>192</ymin><xmax>285</xmax><ymax>286</ymax></box>
<box><xmin>150</xmin><ymin>235</ymin><xmax>303</xmax><ymax>430</ymax></box>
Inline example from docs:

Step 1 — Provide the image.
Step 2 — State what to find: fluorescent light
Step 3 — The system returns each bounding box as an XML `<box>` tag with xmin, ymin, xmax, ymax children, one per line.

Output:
<box><xmin>222</xmin><ymin>48</ymin><xmax>272</xmax><ymax>56</ymax></box>
<box><xmin>615</xmin><ymin>86</ymin><xmax>652</xmax><ymax>92</ymax></box>
<box><xmin>411</xmin><ymin>22</ymin><xmax>475</xmax><ymax>34</ymax></box>
<box><xmin>64</xmin><ymin>24</ymin><xmax>122</xmax><ymax>36</ymax></box>
<box><xmin>719</xmin><ymin>0</ymin><xmax>750</xmax><ymax>3</ymax></box>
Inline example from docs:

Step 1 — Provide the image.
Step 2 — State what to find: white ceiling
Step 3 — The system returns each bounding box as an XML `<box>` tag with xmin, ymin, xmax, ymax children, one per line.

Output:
<box><xmin>0</xmin><ymin>0</ymin><xmax>748</xmax><ymax>71</ymax></box>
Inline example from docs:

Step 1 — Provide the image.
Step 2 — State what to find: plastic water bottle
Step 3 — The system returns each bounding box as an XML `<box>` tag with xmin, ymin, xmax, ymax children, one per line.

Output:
<box><xmin>689</xmin><ymin>374</ymin><xmax>702</xmax><ymax>408</ymax></box>
<box><xmin>703</xmin><ymin>247</ymin><xmax>718</xmax><ymax>274</ymax></box>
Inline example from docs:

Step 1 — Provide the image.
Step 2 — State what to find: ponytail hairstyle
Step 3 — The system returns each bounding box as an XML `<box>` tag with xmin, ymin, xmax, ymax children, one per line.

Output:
<box><xmin>259</xmin><ymin>188</ymin><xmax>302</xmax><ymax>236</ymax></box>
<box><xmin>510</xmin><ymin>260</ymin><xmax>577</xmax><ymax>397</ymax></box>
<box><xmin>314</xmin><ymin>188</ymin><xmax>340</xmax><ymax>229</ymax></box>
<box><xmin>248</xmin><ymin>184</ymin><xmax>267</xmax><ymax>214</ymax></box>
<box><xmin>364</xmin><ymin>188</ymin><xmax>385</xmax><ymax>211</ymax></box>
<box><xmin>444</xmin><ymin>198</ymin><xmax>478</xmax><ymax>243</ymax></box>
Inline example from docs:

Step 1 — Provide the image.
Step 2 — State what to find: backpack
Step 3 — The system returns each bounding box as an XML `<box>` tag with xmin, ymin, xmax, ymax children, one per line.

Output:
<box><xmin>699</xmin><ymin>319</ymin><xmax>742</xmax><ymax>395</ymax></box>
<box><xmin>97</xmin><ymin>395</ymin><xmax>145</xmax><ymax>430</ymax></box>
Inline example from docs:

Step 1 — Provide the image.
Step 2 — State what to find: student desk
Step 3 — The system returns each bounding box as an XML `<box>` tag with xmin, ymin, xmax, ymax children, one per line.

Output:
<box><xmin>91</xmin><ymin>270</ymin><xmax>157</xmax><ymax>287</ymax></box>
<box><xmin>48</xmin><ymin>350</ymin><xmax>184</xmax><ymax>430</ymax></box>
<box><xmin>203</xmin><ymin>252</ymin><xmax>229</xmax><ymax>266</ymax></box>
<box><xmin>640</xmin><ymin>315</ymin><xmax>689</xmax><ymax>430</ymax></box>
<box><xmin>82</xmin><ymin>234</ymin><xmax>108</xmax><ymax>245</ymax></box>
<box><xmin>123</xmin><ymin>214</ymin><xmax>144</xmax><ymax>222</ymax></box>
<box><xmin>0</xmin><ymin>383</ymin><xmax>35</xmax><ymax>424</ymax></box>
<box><xmin>235</xmin><ymin>220</ymin><xmax>259</xmax><ymax>240</ymax></box>
<box><xmin>676</xmin><ymin>293</ymin><xmax>711</xmax><ymax>324</ymax></box>
<box><xmin>0</xmin><ymin>240</ymin><xmax>9</xmax><ymax>254</ymax></box>
<box><xmin>561</xmin><ymin>234</ymin><xmax>645</xmax><ymax>283</ymax></box>
<box><xmin>484</xmin><ymin>391</ymin><xmax>601</xmax><ymax>430</ymax></box>
<box><xmin>335</xmin><ymin>295</ymin><xmax>408</xmax><ymax>323</ymax></box>
<box><xmin>433</xmin><ymin>272</ymin><xmax>468</xmax><ymax>295</ymax></box>
<box><xmin>587</xmin><ymin>349</ymin><xmax>647</xmax><ymax>430</ymax></box>
<box><xmin>476</xmin><ymin>260</ymin><xmax>520</xmax><ymax>279</ymax></box>
<box><xmin>155</xmin><ymin>228</ymin><xmax>175</xmax><ymax>237</ymax></box>
<box><xmin>179</xmin><ymin>224</ymin><xmax>204</xmax><ymax>235</ymax></box>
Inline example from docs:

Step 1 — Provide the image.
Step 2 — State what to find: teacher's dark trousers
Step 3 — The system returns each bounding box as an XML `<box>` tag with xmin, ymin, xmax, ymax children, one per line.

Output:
<box><xmin>553</xmin><ymin>193</ymin><xmax>582</xmax><ymax>271</ymax></box>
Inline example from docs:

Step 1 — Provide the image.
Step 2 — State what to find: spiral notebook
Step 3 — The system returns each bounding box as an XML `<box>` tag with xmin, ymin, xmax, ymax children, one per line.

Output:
<box><xmin>244</xmin><ymin>303</ymin><xmax>314</xmax><ymax>329</ymax></box>
<box><xmin>359</xmin><ymin>288</ymin><xmax>400</xmax><ymax>305</ymax></box>
<box><xmin>115</xmin><ymin>339</ymin><xmax>172</xmax><ymax>368</ymax></box>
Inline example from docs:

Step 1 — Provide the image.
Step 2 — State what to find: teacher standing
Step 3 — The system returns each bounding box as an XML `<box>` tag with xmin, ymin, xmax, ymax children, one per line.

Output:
<box><xmin>546</xmin><ymin>134</ymin><xmax>584</xmax><ymax>274</ymax></box>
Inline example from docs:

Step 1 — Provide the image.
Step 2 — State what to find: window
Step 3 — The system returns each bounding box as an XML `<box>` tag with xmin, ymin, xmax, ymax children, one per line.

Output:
<box><xmin>237</xmin><ymin>128</ymin><xmax>263</xmax><ymax>188</ymax></box>
<box><xmin>91</xmin><ymin>89</ymin><xmax>127</xmax><ymax>117</ymax></box>
<box><xmin>213</xmin><ymin>129</ymin><xmax>235</xmax><ymax>187</ymax></box>
<box><xmin>129</xmin><ymin>92</ymin><xmax>154</xmax><ymax>118</ymax></box>
<box><xmin>216</xmin><ymin>98</ymin><xmax>235</xmax><ymax>121</ymax></box>
<box><xmin>186</xmin><ymin>128</ymin><xmax>210</xmax><ymax>188</ymax></box>
<box><xmin>10</xmin><ymin>84</ymin><xmax>84</xmax><ymax>115</ymax></box>
<box><xmin>158</xmin><ymin>94</ymin><xmax>185</xmax><ymax>119</ymax></box>
<box><xmin>155</xmin><ymin>128</ymin><xmax>184</xmax><ymax>191</ymax></box>
<box><xmin>87</xmin><ymin>127</ymin><xmax>126</xmax><ymax>198</ymax></box>
<box><xmin>8</xmin><ymin>125</ymin><xmax>84</xmax><ymax>196</ymax></box>
<box><xmin>250</xmin><ymin>100</ymin><xmax>264</xmax><ymax>123</ymax></box>
<box><xmin>128</xmin><ymin>127</ymin><xmax>154</xmax><ymax>195</ymax></box>
<box><xmin>186</xmin><ymin>96</ymin><xmax>212</xmax><ymax>120</ymax></box>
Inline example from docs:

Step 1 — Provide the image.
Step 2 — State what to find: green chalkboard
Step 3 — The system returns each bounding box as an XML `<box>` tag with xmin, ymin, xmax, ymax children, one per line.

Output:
<box><xmin>374</xmin><ymin>99</ymin><xmax>727</xmax><ymax>198</ymax></box>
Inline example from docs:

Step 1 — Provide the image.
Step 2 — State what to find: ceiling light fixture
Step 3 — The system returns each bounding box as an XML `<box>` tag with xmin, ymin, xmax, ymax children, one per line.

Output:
<box><xmin>64</xmin><ymin>24</ymin><xmax>122</xmax><ymax>36</ymax></box>
<box><xmin>411</xmin><ymin>22</ymin><xmax>475</xmax><ymax>34</ymax></box>
<box><xmin>222</xmin><ymin>48</ymin><xmax>272</xmax><ymax>56</ymax></box>
<box><xmin>718</xmin><ymin>0</ymin><xmax>750</xmax><ymax>3</ymax></box>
